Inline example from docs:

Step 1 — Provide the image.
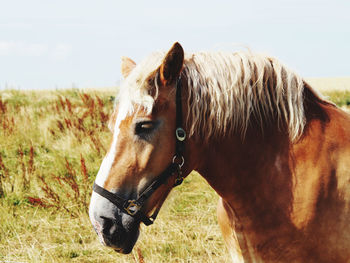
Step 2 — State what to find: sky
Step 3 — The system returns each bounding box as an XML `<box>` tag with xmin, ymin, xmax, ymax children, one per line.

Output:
<box><xmin>0</xmin><ymin>0</ymin><xmax>349</xmax><ymax>90</ymax></box>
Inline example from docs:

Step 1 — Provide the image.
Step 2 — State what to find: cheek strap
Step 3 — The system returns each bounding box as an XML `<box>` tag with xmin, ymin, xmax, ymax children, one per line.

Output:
<box><xmin>92</xmin><ymin>77</ymin><xmax>186</xmax><ymax>226</ymax></box>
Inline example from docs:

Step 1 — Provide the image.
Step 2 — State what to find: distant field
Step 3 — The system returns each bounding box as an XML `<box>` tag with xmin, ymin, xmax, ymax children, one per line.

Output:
<box><xmin>0</xmin><ymin>78</ymin><xmax>349</xmax><ymax>263</ymax></box>
<box><xmin>307</xmin><ymin>77</ymin><xmax>350</xmax><ymax>91</ymax></box>
<box><xmin>307</xmin><ymin>77</ymin><xmax>350</xmax><ymax>112</ymax></box>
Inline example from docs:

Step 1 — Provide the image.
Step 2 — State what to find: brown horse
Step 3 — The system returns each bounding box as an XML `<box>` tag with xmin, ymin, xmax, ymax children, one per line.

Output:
<box><xmin>89</xmin><ymin>42</ymin><xmax>350</xmax><ymax>262</ymax></box>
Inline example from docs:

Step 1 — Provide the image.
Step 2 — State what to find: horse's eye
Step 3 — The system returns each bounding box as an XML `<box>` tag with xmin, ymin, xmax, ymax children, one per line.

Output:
<box><xmin>135</xmin><ymin>121</ymin><xmax>155</xmax><ymax>135</ymax></box>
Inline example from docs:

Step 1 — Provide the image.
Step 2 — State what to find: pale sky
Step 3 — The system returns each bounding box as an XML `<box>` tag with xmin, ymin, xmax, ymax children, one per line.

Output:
<box><xmin>0</xmin><ymin>0</ymin><xmax>349</xmax><ymax>90</ymax></box>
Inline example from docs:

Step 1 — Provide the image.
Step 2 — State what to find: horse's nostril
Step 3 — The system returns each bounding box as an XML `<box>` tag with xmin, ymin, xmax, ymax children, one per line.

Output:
<box><xmin>91</xmin><ymin>213</ymin><xmax>139</xmax><ymax>253</ymax></box>
<box><xmin>98</xmin><ymin>216</ymin><xmax>126</xmax><ymax>247</ymax></box>
<box><xmin>100</xmin><ymin>216</ymin><xmax>123</xmax><ymax>237</ymax></box>
<box><xmin>100</xmin><ymin>216</ymin><xmax>114</xmax><ymax>229</ymax></box>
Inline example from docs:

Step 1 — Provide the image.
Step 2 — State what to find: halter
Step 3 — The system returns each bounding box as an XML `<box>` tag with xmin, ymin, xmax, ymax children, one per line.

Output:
<box><xmin>92</xmin><ymin>77</ymin><xmax>186</xmax><ymax>226</ymax></box>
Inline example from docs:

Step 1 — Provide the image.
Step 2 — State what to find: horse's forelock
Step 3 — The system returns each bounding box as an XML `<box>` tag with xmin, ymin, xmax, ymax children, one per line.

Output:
<box><xmin>117</xmin><ymin>52</ymin><xmax>165</xmax><ymax>117</ymax></box>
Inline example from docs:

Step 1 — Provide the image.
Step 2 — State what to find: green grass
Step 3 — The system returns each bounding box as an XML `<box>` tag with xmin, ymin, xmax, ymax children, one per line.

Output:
<box><xmin>0</xmin><ymin>83</ymin><xmax>349</xmax><ymax>262</ymax></box>
<box><xmin>322</xmin><ymin>90</ymin><xmax>350</xmax><ymax>107</ymax></box>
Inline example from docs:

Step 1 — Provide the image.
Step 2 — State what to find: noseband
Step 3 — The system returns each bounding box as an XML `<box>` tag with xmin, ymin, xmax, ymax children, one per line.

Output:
<box><xmin>92</xmin><ymin>78</ymin><xmax>186</xmax><ymax>226</ymax></box>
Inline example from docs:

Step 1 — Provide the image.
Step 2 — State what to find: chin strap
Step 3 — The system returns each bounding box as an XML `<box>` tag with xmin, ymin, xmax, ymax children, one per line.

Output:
<box><xmin>93</xmin><ymin>77</ymin><xmax>186</xmax><ymax>226</ymax></box>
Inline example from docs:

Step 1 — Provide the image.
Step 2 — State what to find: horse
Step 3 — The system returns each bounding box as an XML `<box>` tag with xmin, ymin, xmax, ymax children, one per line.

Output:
<box><xmin>89</xmin><ymin>42</ymin><xmax>350</xmax><ymax>262</ymax></box>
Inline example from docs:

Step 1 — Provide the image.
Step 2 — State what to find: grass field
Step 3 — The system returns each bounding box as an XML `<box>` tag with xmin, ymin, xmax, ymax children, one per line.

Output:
<box><xmin>0</xmin><ymin>78</ymin><xmax>349</xmax><ymax>262</ymax></box>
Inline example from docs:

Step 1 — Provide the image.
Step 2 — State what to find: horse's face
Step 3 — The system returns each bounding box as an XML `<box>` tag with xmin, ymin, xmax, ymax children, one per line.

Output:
<box><xmin>89</xmin><ymin>43</ymin><xmax>185</xmax><ymax>253</ymax></box>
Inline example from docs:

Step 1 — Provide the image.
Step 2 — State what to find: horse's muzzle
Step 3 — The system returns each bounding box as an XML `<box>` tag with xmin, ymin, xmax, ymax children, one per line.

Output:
<box><xmin>89</xmin><ymin>193</ymin><xmax>140</xmax><ymax>254</ymax></box>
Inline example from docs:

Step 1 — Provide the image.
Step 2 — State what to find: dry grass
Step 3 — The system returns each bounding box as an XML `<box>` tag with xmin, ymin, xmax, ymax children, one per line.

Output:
<box><xmin>0</xmin><ymin>88</ymin><xmax>229</xmax><ymax>262</ymax></box>
<box><xmin>0</xmin><ymin>78</ymin><xmax>349</xmax><ymax>262</ymax></box>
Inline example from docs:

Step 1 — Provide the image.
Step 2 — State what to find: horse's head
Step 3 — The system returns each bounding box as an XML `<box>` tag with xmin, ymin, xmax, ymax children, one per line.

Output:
<box><xmin>89</xmin><ymin>42</ymin><xmax>188</xmax><ymax>253</ymax></box>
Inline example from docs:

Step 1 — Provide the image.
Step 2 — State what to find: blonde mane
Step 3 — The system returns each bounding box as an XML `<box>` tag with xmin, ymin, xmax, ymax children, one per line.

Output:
<box><xmin>118</xmin><ymin>50</ymin><xmax>324</xmax><ymax>141</ymax></box>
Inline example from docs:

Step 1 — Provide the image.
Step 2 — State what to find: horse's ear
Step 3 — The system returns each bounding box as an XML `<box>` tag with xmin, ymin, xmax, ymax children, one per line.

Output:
<box><xmin>160</xmin><ymin>42</ymin><xmax>184</xmax><ymax>86</ymax></box>
<box><xmin>121</xmin><ymin>56</ymin><xmax>136</xmax><ymax>79</ymax></box>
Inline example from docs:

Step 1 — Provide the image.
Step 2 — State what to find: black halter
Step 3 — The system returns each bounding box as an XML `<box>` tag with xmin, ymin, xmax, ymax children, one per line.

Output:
<box><xmin>92</xmin><ymin>78</ymin><xmax>186</xmax><ymax>226</ymax></box>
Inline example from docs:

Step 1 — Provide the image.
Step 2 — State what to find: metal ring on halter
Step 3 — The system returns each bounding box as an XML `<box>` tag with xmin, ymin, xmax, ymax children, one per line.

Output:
<box><xmin>175</xmin><ymin>127</ymin><xmax>186</xmax><ymax>141</ymax></box>
<box><xmin>172</xmin><ymin>155</ymin><xmax>184</xmax><ymax>168</ymax></box>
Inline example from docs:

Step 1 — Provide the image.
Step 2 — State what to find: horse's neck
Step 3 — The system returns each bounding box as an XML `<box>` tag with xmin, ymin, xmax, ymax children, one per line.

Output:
<box><xmin>195</xmin><ymin>129</ymin><xmax>292</xmax><ymax>207</ymax></box>
<box><xmin>193</xmin><ymin>128</ymin><xmax>298</xmax><ymax>259</ymax></box>
<box><xmin>192</xmin><ymin>87</ymin><xmax>331</xmax><ymax>221</ymax></box>
<box><xmin>192</xmin><ymin>100</ymin><xmax>350</xmax><ymax>261</ymax></box>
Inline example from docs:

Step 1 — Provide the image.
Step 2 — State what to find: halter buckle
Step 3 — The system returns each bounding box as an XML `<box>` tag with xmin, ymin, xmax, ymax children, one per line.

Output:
<box><xmin>124</xmin><ymin>200</ymin><xmax>140</xmax><ymax>216</ymax></box>
<box><xmin>174</xmin><ymin>175</ymin><xmax>184</xmax><ymax>186</ymax></box>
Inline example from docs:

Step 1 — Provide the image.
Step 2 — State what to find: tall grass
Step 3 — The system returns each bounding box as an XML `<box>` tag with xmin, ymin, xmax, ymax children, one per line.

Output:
<box><xmin>0</xmin><ymin>82</ymin><xmax>349</xmax><ymax>262</ymax></box>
